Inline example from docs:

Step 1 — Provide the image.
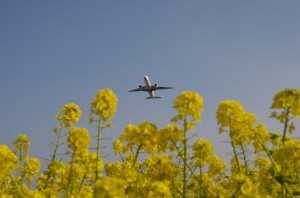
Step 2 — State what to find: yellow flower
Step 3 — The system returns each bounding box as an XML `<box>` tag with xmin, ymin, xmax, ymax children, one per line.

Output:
<box><xmin>272</xmin><ymin>138</ymin><xmax>300</xmax><ymax>176</ymax></box>
<box><xmin>216</xmin><ymin>100</ymin><xmax>256</xmax><ymax>145</ymax></box>
<box><xmin>13</xmin><ymin>134</ymin><xmax>31</xmax><ymax>156</ymax></box>
<box><xmin>252</xmin><ymin>124</ymin><xmax>270</xmax><ymax>151</ymax></box>
<box><xmin>144</xmin><ymin>154</ymin><xmax>179</xmax><ymax>181</ymax></box>
<box><xmin>240</xmin><ymin>178</ymin><xmax>254</xmax><ymax>195</ymax></box>
<box><xmin>113</xmin><ymin>139</ymin><xmax>124</xmax><ymax>154</ymax></box>
<box><xmin>271</xmin><ymin>88</ymin><xmax>300</xmax><ymax>115</ymax></box>
<box><xmin>83</xmin><ymin>152</ymin><xmax>103</xmax><ymax>179</ymax></box>
<box><xmin>24</xmin><ymin>157</ymin><xmax>41</xmax><ymax>176</ymax></box>
<box><xmin>29</xmin><ymin>191</ymin><xmax>46</xmax><ymax>198</ymax></box>
<box><xmin>231</xmin><ymin>173</ymin><xmax>256</xmax><ymax>195</ymax></box>
<box><xmin>271</xmin><ymin>89</ymin><xmax>300</xmax><ymax>135</ymax></box>
<box><xmin>119</xmin><ymin>121</ymin><xmax>159</xmax><ymax>153</ymax></box>
<box><xmin>67</xmin><ymin>127</ymin><xmax>90</xmax><ymax>153</ymax></box>
<box><xmin>90</xmin><ymin>88</ymin><xmax>118</xmax><ymax>122</ymax></box>
<box><xmin>105</xmin><ymin>161</ymin><xmax>137</xmax><ymax>183</ymax></box>
<box><xmin>95</xmin><ymin>176</ymin><xmax>128</xmax><ymax>198</ymax></box>
<box><xmin>56</xmin><ymin>102</ymin><xmax>81</xmax><ymax>127</ymax></box>
<box><xmin>77</xmin><ymin>186</ymin><xmax>93</xmax><ymax>198</ymax></box>
<box><xmin>173</xmin><ymin>91</ymin><xmax>204</xmax><ymax>122</ymax></box>
<box><xmin>48</xmin><ymin>160</ymin><xmax>66</xmax><ymax>176</ymax></box>
<box><xmin>0</xmin><ymin>144</ymin><xmax>17</xmax><ymax>177</ymax></box>
<box><xmin>208</xmin><ymin>155</ymin><xmax>225</xmax><ymax>176</ymax></box>
<box><xmin>192</xmin><ymin>138</ymin><xmax>213</xmax><ymax>166</ymax></box>
<box><xmin>147</xmin><ymin>181</ymin><xmax>171</xmax><ymax>198</ymax></box>
<box><xmin>63</xmin><ymin>163</ymin><xmax>85</xmax><ymax>187</ymax></box>
<box><xmin>158</xmin><ymin>124</ymin><xmax>183</xmax><ymax>151</ymax></box>
<box><xmin>216</xmin><ymin>100</ymin><xmax>244</xmax><ymax>131</ymax></box>
<box><xmin>255</xmin><ymin>157</ymin><xmax>271</xmax><ymax>171</ymax></box>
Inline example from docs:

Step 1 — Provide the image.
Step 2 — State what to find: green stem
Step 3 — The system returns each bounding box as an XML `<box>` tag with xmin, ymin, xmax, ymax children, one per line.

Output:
<box><xmin>95</xmin><ymin>119</ymin><xmax>102</xmax><ymax>180</ymax></box>
<box><xmin>231</xmin><ymin>139</ymin><xmax>240</xmax><ymax>171</ymax></box>
<box><xmin>9</xmin><ymin>175</ymin><xmax>23</xmax><ymax>197</ymax></box>
<box><xmin>66</xmin><ymin>150</ymin><xmax>76</xmax><ymax>197</ymax></box>
<box><xmin>260</xmin><ymin>140</ymin><xmax>288</xmax><ymax>198</ymax></box>
<box><xmin>51</xmin><ymin>127</ymin><xmax>63</xmax><ymax>162</ymax></box>
<box><xmin>182</xmin><ymin>118</ymin><xmax>188</xmax><ymax>198</ymax></box>
<box><xmin>198</xmin><ymin>166</ymin><xmax>203</xmax><ymax>198</ymax></box>
<box><xmin>43</xmin><ymin>127</ymin><xmax>64</xmax><ymax>189</ymax></box>
<box><xmin>78</xmin><ymin>172</ymin><xmax>87</xmax><ymax>193</ymax></box>
<box><xmin>240</xmin><ymin>143</ymin><xmax>248</xmax><ymax>173</ymax></box>
<box><xmin>133</xmin><ymin>144</ymin><xmax>142</xmax><ymax>166</ymax></box>
<box><xmin>282</xmin><ymin>108</ymin><xmax>290</xmax><ymax>143</ymax></box>
<box><xmin>228</xmin><ymin>119</ymin><xmax>240</xmax><ymax>171</ymax></box>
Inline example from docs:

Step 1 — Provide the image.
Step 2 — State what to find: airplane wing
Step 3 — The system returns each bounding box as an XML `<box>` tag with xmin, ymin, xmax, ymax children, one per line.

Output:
<box><xmin>156</xmin><ymin>86</ymin><xmax>173</xmax><ymax>90</ymax></box>
<box><xmin>128</xmin><ymin>87</ymin><xmax>147</xmax><ymax>92</ymax></box>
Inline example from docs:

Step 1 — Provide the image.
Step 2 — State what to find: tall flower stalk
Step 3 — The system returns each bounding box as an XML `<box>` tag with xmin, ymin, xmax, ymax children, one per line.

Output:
<box><xmin>216</xmin><ymin>100</ymin><xmax>255</xmax><ymax>173</ymax></box>
<box><xmin>95</xmin><ymin>119</ymin><xmax>103</xmax><ymax>179</ymax></box>
<box><xmin>43</xmin><ymin>102</ymin><xmax>81</xmax><ymax>189</ymax></box>
<box><xmin>271</xmin><ymin>89</ymin><xmax>300</xmax><ymax>143</ymax></box>
<box><xmin>182</xmin><ymin>118</ymin><xmax>188</xmax><ymax>198</ymax></box>
<box><xmin>66</xmin><ymin>127</ymin><xmax>90</xmax><ymax>196</ymax></box>
<box><xmin>172</xmin><ymin>91</ymin><xmax>204</xmax><ymax>198</ymax></box>
<box><xmin>90</xmin><ymin>88</ymin><xmax>118</xmax><ymax>180</ymax></box>
<box><xmin>52</xmin><ymin>102</ymin><xmax>81</xmax><ymax>162</ymax></box>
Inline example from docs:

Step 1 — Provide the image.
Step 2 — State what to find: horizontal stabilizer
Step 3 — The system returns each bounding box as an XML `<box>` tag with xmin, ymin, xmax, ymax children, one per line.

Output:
<box><xmin>146</xmin><ymin>96</ymin><xmax>162</xmax><ymax>99</ymax></box>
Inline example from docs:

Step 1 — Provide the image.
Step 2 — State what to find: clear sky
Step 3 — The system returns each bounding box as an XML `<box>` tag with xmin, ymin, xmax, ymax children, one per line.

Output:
<box><xmin>0</xmin><ymin>1</ymin><xmax>300</xmax><ymax>161</ymax></box>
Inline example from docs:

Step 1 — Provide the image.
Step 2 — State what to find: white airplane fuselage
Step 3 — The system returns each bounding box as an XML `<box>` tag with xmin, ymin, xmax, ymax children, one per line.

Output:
<box><xmin>144</xmin><ymin>75</ymin><xmax>155</xmax><ymax>97</ymax></box>
<box><xmin>144</xmin><ymin>75</ymin><xmax>151</xmax><ymax>87</ymax></box>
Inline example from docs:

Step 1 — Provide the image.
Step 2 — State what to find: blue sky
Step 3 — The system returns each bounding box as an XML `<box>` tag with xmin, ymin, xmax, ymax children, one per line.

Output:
<box><xmin>0</xmin><ymin>1</ymin><xmax>300</xmax><ymax>160</ymax></box>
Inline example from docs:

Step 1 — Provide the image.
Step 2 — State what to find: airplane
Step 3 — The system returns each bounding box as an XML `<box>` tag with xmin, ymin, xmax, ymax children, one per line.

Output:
<box><xmin>128</xmin><ymin>75</ymin><xmax>173</xmax><ymax>99</ymax></box>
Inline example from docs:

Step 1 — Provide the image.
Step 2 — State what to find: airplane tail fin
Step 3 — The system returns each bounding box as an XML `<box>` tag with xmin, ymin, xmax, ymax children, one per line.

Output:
<box><xmin>146</xmin><ymin>96</ymin><xmax>162</xmax><ymax>99</ymax></box>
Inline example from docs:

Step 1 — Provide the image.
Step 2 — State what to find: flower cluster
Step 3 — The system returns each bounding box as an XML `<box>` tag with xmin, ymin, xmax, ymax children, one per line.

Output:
<box><xmin>67</xmin><ymin>127</ymin><xmax>90</xmax><ymax>153</ymax></box>
<box><xmin>13</xmin><ymin>133</ymin><xmax>31</xmax><ymax>157</ymax></box>
<box><xmin>216</xmin><ymin>100</ymin><xmax>259</xmax><ymax>145</ymax></box>
<box><xmin>117</xmin><ymin>121</ymin><xmax>159</xmax><ymax>154</ymax></box>
<box><xmin>271</xmin><ymin>88</ymin><xmax>300</xmax><ymax>116</ymax></box>
<box><xmin>24</xmin><ymin>157</ymin><xmax>41</xmax><ymax>179</ymax></box>
<box><xmin>90</xmin><ymin>88</ymin><xmax>118</xmax><ymax>122</ymax></box>
<box><xmin>56</xmin><ymin>102</ymin><xmax>81</xmax><ymax>127</ymax></box>
<box><xmin>172</xmin><ymin>90</ymin><xmax>204</xmax><ymax>123</ymax></box>
<box><xmin>271</xmin><ymin>88</ymin><xmax>300</xmax><ymax>137</ymax></box>
<box><xmin>0</xmin><ymin>144</ymin><xmax>17</xmax><ymax>177</ymax></box>
<box><xmin>0</xmin><ymin>88</ymin><xmax>300</xmax><ymax>197</ymax></box>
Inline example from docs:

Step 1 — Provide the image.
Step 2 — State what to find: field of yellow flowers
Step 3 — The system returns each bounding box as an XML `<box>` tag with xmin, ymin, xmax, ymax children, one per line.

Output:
<box><xmin>1</xmin><ymin>88</ymin><xmax>300</xmax><ymax>198</ymax></box>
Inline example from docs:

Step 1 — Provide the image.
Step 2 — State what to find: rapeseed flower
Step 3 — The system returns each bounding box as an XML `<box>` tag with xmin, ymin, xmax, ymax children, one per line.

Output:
<box><xmin>13</xmin><ymin>133</ymin><xmax>31</xmax><ymax>158</ymax></box>
<box><xmin>208</xmin><ymin>155</ymin><xmax>225</xmax><ymax>176</ymax></box>
<box><xmin>90</xmin><ymin>88</ymin><xmax>118</xmax><ymax>122</ymax></box>
<box><xmin>24</xmin><ymin>157</ymin><xmax>41</xmax><ymax>176</ymax></box>
<box><xmin>0</xmin><ymin>144</ymin><xmax>17</xmax><ymax>177</ymax></box>
<box><xmin>56</xmin><ymin>102</ymin><xmax>81</xmax><ymax>127</ymax></box>
<box><xmin>216</xmin><ymin>100</ymin><xmax>244</xmax><ymax>132</ymax></box>
<box><xmin>271</xmin><ymin>88</ymin><xmax>300</xmax><ymax>116</ymax></box>
<box><xmin>173</xmin><ymin>91</ymin><xmax>204</xmax><ymax>122</ymax></box>
<box><xmin>94</xmin><ymin>177</ymin><xmax>127</xmax><ymax>198</ymax></box>
<box><xmin>119</xmin><ymin>121</ymin><xmax>159</xmax><ymax>153</ymax></box>
<box><xmin>192</xmin><ymin>138</ymin><xmax>213</xmax><ymax>166</ymax></box>
<box><xmin>1</xmin><ymin>88</ymin><xmax>300</xmax><ymax>197</ymax></box>
<box><xmin>271</xmin><ymin>89</ymin><xmax>300</xmax><ymax>142</ymax></box>
<box><xmin>67</xmin><ymin>127</ymin><xmax>90</xmax><ymax>153</ymax></box>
